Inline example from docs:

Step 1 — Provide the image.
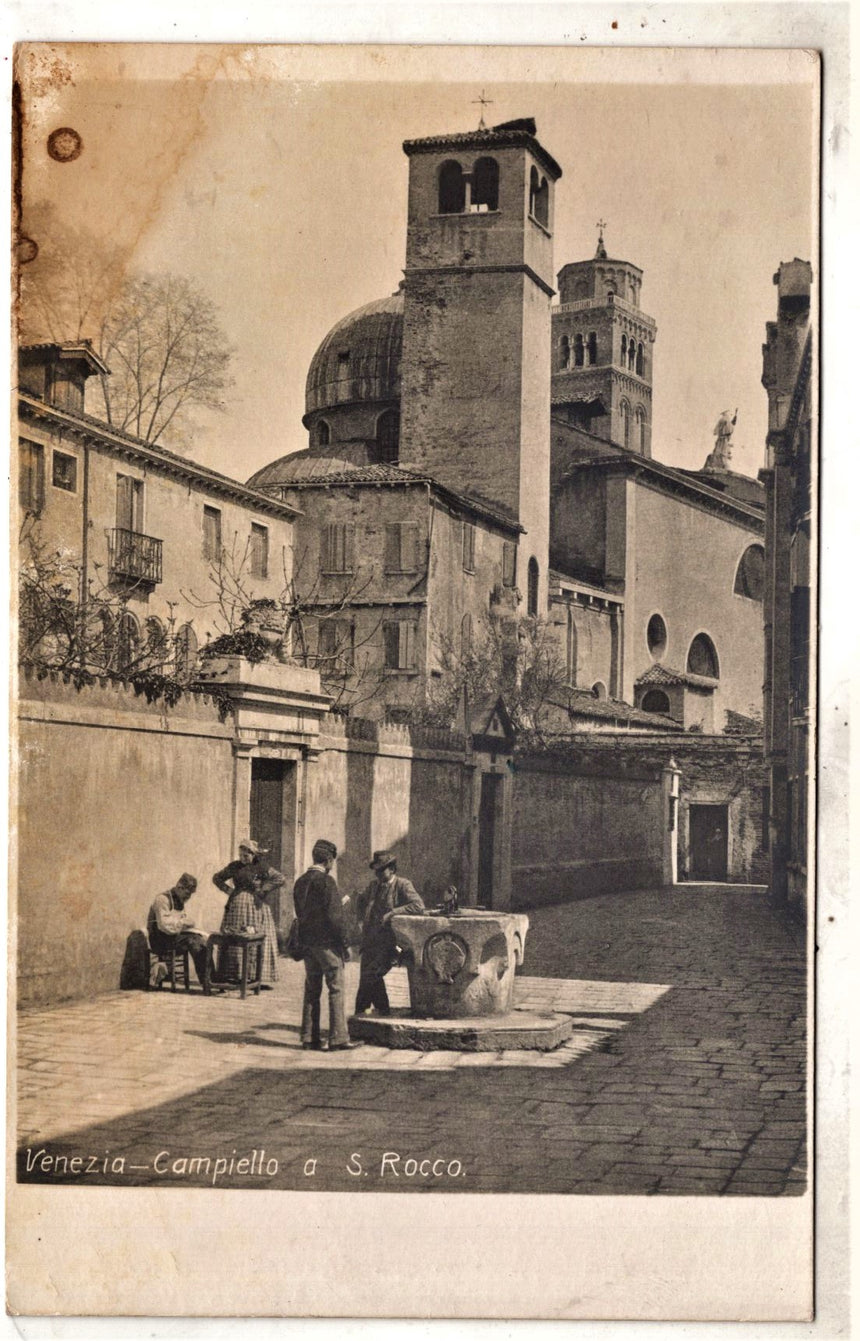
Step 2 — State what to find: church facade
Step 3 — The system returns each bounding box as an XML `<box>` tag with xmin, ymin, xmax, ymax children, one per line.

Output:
<box><xmin>249</xmin><ymin>117</ymin><xmax>765</xmax><ymax>734</ymax></box>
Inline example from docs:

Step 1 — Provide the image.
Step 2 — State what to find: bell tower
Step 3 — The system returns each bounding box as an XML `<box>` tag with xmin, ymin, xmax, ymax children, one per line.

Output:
<box><xmin>552</xmin><ymin>228</ymin><xmax>657</xmax><ymax>456</ymax></box>
<box><xmin>398</xmin><ymin>118</ymin><xmax>562</xmax><ymax>612</ymax></box>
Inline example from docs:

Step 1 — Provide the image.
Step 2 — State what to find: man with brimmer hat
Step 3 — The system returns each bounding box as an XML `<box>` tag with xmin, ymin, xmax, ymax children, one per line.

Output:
<box><xmin>292</xmin><ymin>839</ymin><xmax>354</xmax><ymax>1050</ymax></box>
<box><xmin>354</xmin><ymin>850</ymin><xmax>424</xmax><ymax>1016</ymax></box>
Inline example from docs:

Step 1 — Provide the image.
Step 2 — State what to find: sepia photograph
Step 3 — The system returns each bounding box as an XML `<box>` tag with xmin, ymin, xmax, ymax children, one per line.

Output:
<box><xmin>8</xmin><ymin>38</ymin><xmax>819</xmax><ymax>1320</ymax></box>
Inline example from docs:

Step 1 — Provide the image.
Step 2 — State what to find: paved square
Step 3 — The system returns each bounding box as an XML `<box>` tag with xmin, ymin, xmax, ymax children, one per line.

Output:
<box><xmin>16</xmin><ymin>886</ymin><xmax>806</xmax><ymax>1194</ymax></box>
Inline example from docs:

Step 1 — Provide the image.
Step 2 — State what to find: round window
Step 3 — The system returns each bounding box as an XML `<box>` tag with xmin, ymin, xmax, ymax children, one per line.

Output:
<box><xmin>647</xmin><ymin>613</ymin><xmax>667</xmax><ymax>660</ymax></box>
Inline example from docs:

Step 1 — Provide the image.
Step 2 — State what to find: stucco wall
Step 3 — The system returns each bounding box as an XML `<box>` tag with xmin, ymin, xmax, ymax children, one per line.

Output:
<box><xmin>16</xmin><ymin>673</ymin><xmax>234</xmax><ymax>1006</ymax></box>
<box><xmin>511</xmin><ymin>754</ymin><xmax>665</xmax><ymax>907</ymax></box>
<box><xmin>626</xmin><ymin>478</ymin><xmax>765</xmax><ymax>724</ymax></box>
<box><xmin>19</xmin><ymin>419</ymin><xmax>296</xmax><ymax>653</ymax></box>
<box><xmin>306</xmin><ymin>721</ymin><xmax>471</xmax><ymax>908</ymax></box>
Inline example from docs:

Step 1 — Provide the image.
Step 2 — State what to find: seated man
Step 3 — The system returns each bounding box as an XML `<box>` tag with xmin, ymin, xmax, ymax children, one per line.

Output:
<box><xmin>147</xmin><ymin>873</ymin><xmax>210</xmax><ymax>990</ymax></box>
<box><xmin>354</xmin><ymin>850</ymin><xmax>424</xmax><ymax>1016</ymax></box>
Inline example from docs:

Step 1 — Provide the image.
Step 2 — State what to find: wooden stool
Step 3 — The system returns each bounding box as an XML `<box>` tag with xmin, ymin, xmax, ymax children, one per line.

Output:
<box><xmin>164</xmin><ymin>943</ymin><xmax>191</xmax><ymax>993</ymax></box>
<box><xmin>205</xmin><ymin>932</ymin><xmax>265</xmax><ymax>999</ymax></box>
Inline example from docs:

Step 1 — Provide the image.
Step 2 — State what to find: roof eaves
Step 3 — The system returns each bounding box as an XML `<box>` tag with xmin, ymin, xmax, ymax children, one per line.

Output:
<box><xmin>18</xmin><ymin>393</ymin><xmax>302</xmax><ymax>520</ymax></box>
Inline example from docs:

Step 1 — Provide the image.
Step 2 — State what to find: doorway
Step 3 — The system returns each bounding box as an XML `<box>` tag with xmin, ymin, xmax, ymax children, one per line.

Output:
<box><xmin>688</xmin><ymin>804</ymin><xmax>729</xmax><ymax>881</ymax></box>
<box><xmin>478</xmin><ymin>772</ymin><xmax>502</xmax><ymax>908</ymax></box>
<box><xmin>249</xmin><ymin>758</ymin><xmax>296</xmax><ymax>936</ymax></box>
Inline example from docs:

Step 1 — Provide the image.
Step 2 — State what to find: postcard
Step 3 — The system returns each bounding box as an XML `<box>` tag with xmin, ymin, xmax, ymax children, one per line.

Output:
<box><xmin>8</xmin><ymin>39</ymin><xmax>820</xmax><ymax>1322</ymax></box>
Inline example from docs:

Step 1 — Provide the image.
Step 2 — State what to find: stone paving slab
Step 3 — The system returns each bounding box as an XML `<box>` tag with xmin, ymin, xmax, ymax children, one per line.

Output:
<box><xmin>15</xmin><ymin>886</ymin><xmax>807</xmax><ymax>1195</ymax></box>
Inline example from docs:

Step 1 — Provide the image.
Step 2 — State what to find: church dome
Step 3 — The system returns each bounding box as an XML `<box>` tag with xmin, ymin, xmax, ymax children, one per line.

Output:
<box><xmin>305</xmin><ymin>290</ymin><xmax>404</xmax><ymax>417</ymax></box>
<box><xmin>248</xmin><ymin>452</ymin><xmax>362</xmax><ymax>490</ymax></box>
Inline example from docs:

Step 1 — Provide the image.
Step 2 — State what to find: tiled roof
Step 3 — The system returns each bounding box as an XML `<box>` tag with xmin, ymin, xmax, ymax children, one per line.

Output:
<box><xmin>403</xmin><ymin>123</ymin><xmax>562</xmax><ymax>181</ymax></box>
<box><xmin>635</xmin><ymin>663</ymin><xmax>718</xmax><ymax>690</ymax></box>
<box><xmin>549</xmin><ymin>688</ymin><xmax>685</xmax><ymax>730</ymax></box>
<box><xmin>250</xmin><ymin>452</ymin><xmax>523</xmax><ymax>533</ymax></box>
<box><xmin>636</xmin><ymin>663</ymin><xmax>687</xmax><ymax>687</ymax></box>
<box><xmin>724</xmin><ymin>709</ymin><xmax>763</xmax><ymax>735</ymax></box>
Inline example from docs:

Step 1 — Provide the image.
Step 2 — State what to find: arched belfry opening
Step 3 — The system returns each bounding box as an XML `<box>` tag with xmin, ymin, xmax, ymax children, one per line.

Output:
<box><xmin>439</xmin><ymin>160</ymin><xmax>466</xmax><ymax>214</ymax></box>
<box><xmin>471</xmin><ymin>157</ymin><xmax>499</xmax><ymax>212</ymax></box>
<box><xmin>529</xmin><ymin>166</ymin><xmax>549</xmax><ymax>227</ymax></box>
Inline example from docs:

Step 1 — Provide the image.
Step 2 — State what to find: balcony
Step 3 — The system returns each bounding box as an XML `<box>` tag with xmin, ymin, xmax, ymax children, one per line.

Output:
<box><xmin>109</xmin><ymin>528</ymin><xmax>163</xmax><ymax>587</ymax></box>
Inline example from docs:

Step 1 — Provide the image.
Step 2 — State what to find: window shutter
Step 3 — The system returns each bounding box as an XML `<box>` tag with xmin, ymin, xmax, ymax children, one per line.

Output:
<box><xmin>503</xmin><ymin>541</ymin><xmax>517</xmax><ymax>588</ymax></box>
<box><xmin>383</xmin><ymin>622</ymin><xmax>399</xmax><ymax>669</ymax></box>
<box><xmin>19</xmin><ymin>441</ymin><xmax>45</xmax><ymax>513</ymax></box>
<box><xmin>343</xmin><ymin>524</ymin><xmax>354</xmax><ymax>573</ymax></box>
<box><xmin>402</xmin><ymin>621</ymin><xmax>416</xmax><ymax>670</ymax></box>
<box><xmin>116</xmin><ymin>475</ymin><xmax>134</xmax><ymax>531</ymax></box>
<box><xmin>463</xmin><ymin>522</ymin><xmax>476</xmax><ymax>572</ymax></box>
<box><xmin>402</xmin><ymin>523</ymin><xmax>418</xmax><ymax>572</ymax></box>
<box><xmin>384</xmin><ymin>524</ymin><xmax>399</xmax><ymax>573</ymax></box>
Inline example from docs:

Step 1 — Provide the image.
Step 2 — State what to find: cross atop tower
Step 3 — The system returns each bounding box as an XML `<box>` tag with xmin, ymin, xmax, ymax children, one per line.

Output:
<box><xmin>595</xmin><ymin>219</ymin><xmax>608</xmax><ymax>259</ymax></box>
<box><xmin>472</xmin><ymin>90</ymin><xmax>494</xmax><ymax>130</ymax></box>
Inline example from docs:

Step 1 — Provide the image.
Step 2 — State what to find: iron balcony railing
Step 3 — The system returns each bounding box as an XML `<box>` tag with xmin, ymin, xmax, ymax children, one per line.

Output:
<box><xmin>109</xmin><ymin>527</ymin><xmax>163</xmax><ymax>586</ymax></box>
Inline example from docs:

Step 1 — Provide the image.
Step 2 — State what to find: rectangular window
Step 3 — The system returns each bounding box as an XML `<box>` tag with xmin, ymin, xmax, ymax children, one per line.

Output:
<box><xmin>250</xmin><ymin>523</ymin><xmax>269</xmax><ymax>578</ymax></box>
<box><xmin>318</xmin><ymin>618</ymin><xmax>354</xmax><ymax>669</ymax></box>
<box><xmin>116</xmin><ymin>474</ymin><xmax>144</xmax><ymax>532</ymax></box>
<box><xmin>384</xmin><ymin>522</ymin><xmax>419</xmax><ymax>573</ymax></box>
<box><xmin>51</xmin><ymin>450</ymin><xmax>78</xmax><ymax>493</ymax></box>
<box><xmin>19</xmin><ymin>440</ymin><xmax>45</xmax><ymax>514</ymax></box>
<box><xmin>321</xmin><ymin>522</ymin><xmax>354</xmax><ymax>574</ymax></box>
<box><xmin>502</xmin><ymin>540</ymin><xmax>517</xmax><ymax>588</ymax></box>
<box><xmin>203</xmin><ymin>505</ymin><xmax>222</xmax><ymax>561</ymax></box>
<box><xmin>462</xmin><ymin>521</ymin><xmax>476</xmax><ymax>573</ymax></box>
<box><xmin>383</xmin><ymin>620</ymin><xmax>417</xmax><ymax>672</ymax></box>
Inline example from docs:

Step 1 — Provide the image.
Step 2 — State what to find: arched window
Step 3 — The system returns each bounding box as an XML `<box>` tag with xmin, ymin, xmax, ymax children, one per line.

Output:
<box><xmin>175</xmin><ymin>623</ymin><xmax>199</xmax><ymax>682</ymax></box>
<box><xmin>734</xmin><ymin>544</ymin><xmax>765</xmax><ymax>601</ymax></box>
<box><xmin>636</xmin><ymin>405</ymin><xmax>647</xmax><ymax>454</ymax></box>
<box><xmin>605</xmin><ymin>284</ymin><xmax>617</xmax><ymax>300</ymax></box>
<box><xmin>529</xmin><ymin>166</ymin><xmax>549</xmax><ymax>227</ymax></box>
<box><xmin>641</xmin><ymin>689</ymin><xmax>671</xmax><ymax>714</ymax></box>
<box><xmin>620</xmin><ymin>400</ymin><xmax>631</xmax><ymax>449</ymax></box>
<box><xmin>627</xmin><ymin>339</ymin><xmax>636</xmax><ymax>371</ymax></box>
<box><xmin>566</xmin><ymin>608</ymin><xmax>577</xmax><ymax>686</ymax></box>
<box><xmin>116</xmin><ymin>611</ymin><xmax>140</xmax><ymax>676</ymax></box>
<box><xmin>438</xmin><ymin>160</ymin><xmax>466</xmax><ymax>214</ymax></box>
<box><xmin>587</xmin><ymin>332</ymin><xmax>598</xmax><ymax>365</ymax></box>
<box><xmin>573</xmin><ymin>334</ymin><xmax>584</xmax><ymax>367</ymax></box>
<box><xmin>317</xmin><ymin>419</ymin><xmax>331</xmax><ymax>448</ymax></box>
<box><xmin>471</xmin><ymin>157</ymin><xmax>499</xmax><ymax>212</ymax></box>
<box><xmin>646</xmin><ymin>612</ymin><xmax>667</xmax><ymax>660</ymax></box>
<box><xmin>560</xmin><ymin>335</ymin><xmax>570</xmax><ymax>370</ymax></box>
<box><xmin>460</xmin><ymin>612</ymin><xmax>473</xmax><ymax>659</ymax></box>
<box><xmin>527</xmin><ymin>557</ymin><xmax>539</xmax><ymax>617</ymax></box>
<box><xmin>592</xmin><ymin>681</ymin><xmax>607</xmax><ymax>700</ymax></box>
<box><xmin>636</xmin><ymin>342</ymin><xmax>644</xmax><ymax>376</ymax></box>
<box><xmin>144</xmin><ymin>616</ymin><xmax>168</xmax><ymax>670</ymax></box>
<box><xmin>621</xmin><ymin>333</ymin><xmax>627</xmax><ymax>364</ymax></box>
<box><xmin>687</xmin><ymin>633</ymin><xmax>719</xmax><ymax>679</ymax></box>
<box><xmin>375</xmin><ymin>410</ymin><xmax>400</xmax><ymax>464</ymax></box>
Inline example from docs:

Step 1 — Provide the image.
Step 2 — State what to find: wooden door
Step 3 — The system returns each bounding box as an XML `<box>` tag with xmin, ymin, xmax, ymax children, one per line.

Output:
<box><xmin>478</xmin><ymin>772</ymin><xmax>501</xmax><ymax>908</ymax></box>
<box><xmin>689</xmin><ymin>804</ymin><xmax>729</xmax><ymax>881</ymax></box>
<box><xmin>250</xmin><ymin>759</ymin><xmax>285</xmax><ymax>929</ymax></box>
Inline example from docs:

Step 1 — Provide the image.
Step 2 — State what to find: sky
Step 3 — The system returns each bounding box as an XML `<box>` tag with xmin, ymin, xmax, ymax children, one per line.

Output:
<box><xmin>17</xmin><ymin>43</ymin><xmax>817</xmax><ymax>483</ymax></box>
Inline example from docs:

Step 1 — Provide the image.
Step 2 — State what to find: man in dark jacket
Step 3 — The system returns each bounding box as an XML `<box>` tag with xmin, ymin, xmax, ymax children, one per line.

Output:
<box><xmin>292</xmin><ymin>839</ymin><xmax>354</xmax><ymax>1050</ymax></box>
<box><xmin>354</xmin><ymin>850</ymin><xmax>424</xmax><ymax>1016</ymax></box>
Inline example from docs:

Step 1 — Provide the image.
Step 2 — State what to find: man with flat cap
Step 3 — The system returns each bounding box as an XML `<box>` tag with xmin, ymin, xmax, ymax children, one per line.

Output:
<box><xmin>354</xmin><ymin>850</ymin><xmax>424</xmax><ymax>1016</ymax></box>
<box><xmin>292</xmin><ymin>839</ymin><xmax>354</xmax><ymax>1050</ymax></box>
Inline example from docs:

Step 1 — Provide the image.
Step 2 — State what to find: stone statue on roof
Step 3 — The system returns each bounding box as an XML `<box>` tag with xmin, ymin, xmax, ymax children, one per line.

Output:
<box><xmin>704</xmin><ymin>408</ymin><xmax>737</xmax><ymax>471</ymax></box>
